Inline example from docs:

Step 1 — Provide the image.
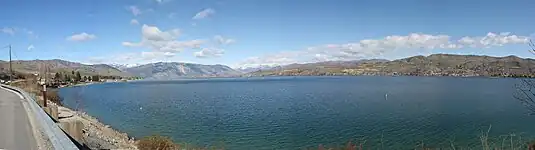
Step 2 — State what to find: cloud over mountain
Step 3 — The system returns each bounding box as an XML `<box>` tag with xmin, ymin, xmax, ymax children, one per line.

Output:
<box><xmin>236</xmin><ymin>32</ymin><xmax>530</xmax><ymax>68</ymax></box>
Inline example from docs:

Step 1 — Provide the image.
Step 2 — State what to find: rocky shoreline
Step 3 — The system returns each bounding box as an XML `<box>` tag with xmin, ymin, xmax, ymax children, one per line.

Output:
<box><xmin>57</xmin><ymin>105</ymin><xmax>138</xmax><ymax>149</ymax></box>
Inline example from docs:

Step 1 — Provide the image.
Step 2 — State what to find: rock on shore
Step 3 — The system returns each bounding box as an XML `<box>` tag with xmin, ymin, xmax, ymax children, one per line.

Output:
<box><xmin>57</xmin><ymin>106</ymin><xmax>137</xmax><ymax>149</ymax></box>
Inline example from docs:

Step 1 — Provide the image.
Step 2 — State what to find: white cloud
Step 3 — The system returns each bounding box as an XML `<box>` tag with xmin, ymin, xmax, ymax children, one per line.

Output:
<box><xmin>155</xmin><ymin>0</ymin><xmax>171</xmax><ymax>3</ymax></box>
<box><xmin>458</xmin><ymin>37</ymin><xmax>476</xmax><ymax>46</ymax></box>
<box><xmin>457</xmin><ymin>32</ymin><xmax>529</xmax><ymax>48</ymax></box>
<box><xmin>128</xmin><ymin>6</ymin><xmax>142</xmax><ymax>16</ymax></box>
<box><xmin>88</xmin><ymin>51</ymin><xmax>180</xmax><ymax>65</ymax></box>
<box><xmin>141</xmin><ymin>51</ymin><xmax>175</xmax><ymax>60</ymax></box>
<box><xmin>236</xmin><ymin>32</ymin><xmax>530</xmax><ymax>68</ymax></box>
<box><xmin>214</xmin><ymin>35</ymin><xmax>235</xmax><ymax>45</ymax></box>
<box><xmin>130</xmin><ymin>19</ymin><xmax>139</xmax><ymax>25</ymax></box>
<box><xmin>1</xmin><ymin>27</ymin><xmax>15</xmax><ymax>35</ymax></box>
<box><xmin>192</xmin><ymin>8</ymin><xmax>215</xmax><ymax>20</ymax></box>
<box><xmin>27</xmin><ymin>44</ymin><xmax>35</xmax><ymax>51</ymax></box>
<box><xmin>122</xmin><ymin>24</ymin><xmax>204</xmax><ymax>53</ymax></box>
<box><xmin>237</xmin><ymin>51</ymin><xmax>302</xmax><ymax>68</ymax></box>
<box><xmin>194</xmin><ymin>48</ymin><xmax>224</xmax><ymax>58</ymax></box>
<box><xmin>122</xmin><ymin>42</ymin><xmax>141</xmax><ymax>47</ymax></box>
<box><xmin>66</xmin><ymin>32</ymin><xmax>97</xmax><ymax>41</ymax></box>
<box><xmin>141</xmin><ymin>24</ymin><xmax>180</xmax><ymax>41</ymax></box>
<box><xmin>1</xmin><ymin>27</ymin><xmax>37</xmax><ymax>38</ymax></box>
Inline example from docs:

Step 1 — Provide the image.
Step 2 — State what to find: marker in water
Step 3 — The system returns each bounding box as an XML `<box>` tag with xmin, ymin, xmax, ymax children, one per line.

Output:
<box><xmin>385</xmin><ymin>93</ymin><xmax>388</xmax><ymax>100</ymax></box>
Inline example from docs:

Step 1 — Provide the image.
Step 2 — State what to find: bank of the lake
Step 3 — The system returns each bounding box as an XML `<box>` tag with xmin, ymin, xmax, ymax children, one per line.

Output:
<box><xmin>56</xmin><ymin>104</ymin><xmax>138</xmax><ymax>149</ymax></box>
<box><xmin>54</xmin><ymin>81</ymin><xmax>138</xmax><ymax>149</ymax></box>
<box><xmin>59</xmin><ymin>76</ymin><xmax>535</xmax><ymax>149</ymax></box>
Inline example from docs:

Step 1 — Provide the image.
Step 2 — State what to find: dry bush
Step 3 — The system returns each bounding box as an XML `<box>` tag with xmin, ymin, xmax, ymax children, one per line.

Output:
<box><xmin>9</xmin><ymin>77</ymin><xmax>63</xmax><ymax>106</ymax></box>
<box><xmin>137</xmin><ymin>135</ymin><xmax>176</xmax><ymax>150</ymax></box>
<box><xmin>45</xmin><ymin>89</ymin><xmax>63</xmax><ymax>106</ymax></box>
<box><xmin>529</xmin><ymin>141</ymin><xmax>535</xmax><ymax>150</ymax></box>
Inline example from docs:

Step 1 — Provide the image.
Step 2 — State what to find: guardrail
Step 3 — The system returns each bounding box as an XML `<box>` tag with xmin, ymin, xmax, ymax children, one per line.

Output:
<box><xmin>0</xmin><ymin>84</ymin><xmax>78</xmax><ymax>150</ymax></box>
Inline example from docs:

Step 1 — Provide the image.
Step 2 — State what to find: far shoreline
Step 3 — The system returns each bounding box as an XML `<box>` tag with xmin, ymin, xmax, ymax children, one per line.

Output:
<box><xmin>61</xmin><ymin>74</ymin><xmax>530</xmax><ymax>84</ymax></box>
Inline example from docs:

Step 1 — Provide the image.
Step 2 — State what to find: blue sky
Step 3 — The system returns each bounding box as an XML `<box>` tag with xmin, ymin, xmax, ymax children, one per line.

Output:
<box><xmin>1</xmin><ymin>0</ymin><xmax>534</xmax><ymax>68</ymax></box>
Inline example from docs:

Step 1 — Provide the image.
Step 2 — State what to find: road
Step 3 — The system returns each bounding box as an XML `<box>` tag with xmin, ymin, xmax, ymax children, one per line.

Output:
<box><xmin>0</xmin><ymin>87</ymin><xmax>38</xmax><ymax>150</ymax></box>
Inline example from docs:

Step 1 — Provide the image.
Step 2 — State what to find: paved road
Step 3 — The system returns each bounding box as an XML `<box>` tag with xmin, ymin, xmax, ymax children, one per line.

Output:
<box><xmin>0</xmin><ymin>87</ymin><xmax>38</xmax><ymax>150</ymax></box>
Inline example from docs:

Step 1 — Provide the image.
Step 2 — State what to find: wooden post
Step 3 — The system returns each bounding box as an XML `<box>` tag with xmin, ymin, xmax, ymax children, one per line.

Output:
<box><xmin>42</xmin><ymin>84</ymin><xmax>47</xmax><ymax>107</ymax></box>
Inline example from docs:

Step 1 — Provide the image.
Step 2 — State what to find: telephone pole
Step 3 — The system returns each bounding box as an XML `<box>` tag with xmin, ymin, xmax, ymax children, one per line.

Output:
<box><xmin>39</xmin><ymin>62</ymin><xmax>49</xmax><ymax>107</ymax></box>
<box><xmin>2</xmin><ymin>45</ymin><xmax>12</xmax><ymax>81</ymax></box>
<box><xmin>9</xmin><ymin>45</ymin><xmax>12</xmax><ymax>81</ymax></box>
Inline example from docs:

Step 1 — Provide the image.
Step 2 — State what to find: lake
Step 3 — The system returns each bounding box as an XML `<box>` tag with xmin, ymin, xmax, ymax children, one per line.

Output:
<box><xmin>59</xmin><ymin>76</ymin><xmax>535</xmax><ymax>149</ymax></box>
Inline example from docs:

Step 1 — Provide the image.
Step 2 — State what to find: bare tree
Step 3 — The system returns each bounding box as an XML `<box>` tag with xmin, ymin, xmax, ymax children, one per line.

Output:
<box><xmin>530</xmin><ymin>39</ymin><xmax>535</xmax><ymax>55</ymax></box>
<box><xmin>514</xmin><ymin>40</ymin><xmax>535</xmax><ymax>114</ymax></box>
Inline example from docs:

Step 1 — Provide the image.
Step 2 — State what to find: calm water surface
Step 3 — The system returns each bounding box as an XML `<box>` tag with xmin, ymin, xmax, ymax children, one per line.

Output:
<box><xmin>59</xmin><ymin>76</ymin><xmax>535</xmax><ymax>149</ymax></box>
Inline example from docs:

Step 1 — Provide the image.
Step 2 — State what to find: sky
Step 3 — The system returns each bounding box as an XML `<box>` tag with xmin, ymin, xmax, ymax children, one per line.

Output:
<box><xmin>1</xmin><ymin>0</ymin><xmax>535</xmax><ymax>68</ymax></box>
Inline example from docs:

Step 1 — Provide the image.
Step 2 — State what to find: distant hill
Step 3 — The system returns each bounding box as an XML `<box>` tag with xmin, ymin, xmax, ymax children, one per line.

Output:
<box><xmin>0</xmin><ymin>59</ymin><xmax>242</xmax><ymax>80</ymax></box>
<box><xmin>3</xmin><ymin>54</ymin><xmax>533</xmax><ymax>80</ymax></box>
<box><xmin>247</xmin><ymin>54</ymin><xmax>535</xmax><ymax>77</ymax></box>
<box><xmin>238</xmin><ymin>59</ymin><xmax>389</xmax><ymax>73</ymax></box>
<box><xmin>125</xmin><ymin>62</ymin><xmax>241</xmax><ymax>79</ymax></box>
<box><xmin>236</xmin><ymin>65</ymin><xmax>279</xmax><ymax>73</ymax></box>
<box><xmin>281</xmin><ymin>59</ymin><xmax>389</xmax><ymax>70</ymax></box>
<box><xmin>0</xmin><ymin>59</ymin><xmax>131</xmax><ymax>77</ymax></box>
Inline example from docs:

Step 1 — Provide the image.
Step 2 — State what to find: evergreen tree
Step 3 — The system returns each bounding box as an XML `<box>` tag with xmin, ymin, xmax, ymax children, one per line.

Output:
<box><xmin>92</xmin><ymin>75</ymin><xmax>100</xmax><ymax>82</ymax></box>
<box><xmin>75</xmin><ymin>71</ymin><xmax>82</xmax><ymax>83</ymax></box>
<box><xmin>64</xmin><ymin>74</ymin><xmax>70</xmax><ymax>82</ymax></box>
<box><xmin>54</xmin><ymin>72</ymin><xmax>62</xmax><ymax>81</ymax></box>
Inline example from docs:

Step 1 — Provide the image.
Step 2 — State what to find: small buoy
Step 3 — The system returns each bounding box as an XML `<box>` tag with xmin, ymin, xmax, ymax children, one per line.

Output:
<box><xmin>385</xmin><ymin>93</ymin><xmax>388</xmax><ymax>100</ymax></box>
<box><xmin>139</xmin><ymin>107</ymin><xmax>143</xmax><ymax>110</ymax></box>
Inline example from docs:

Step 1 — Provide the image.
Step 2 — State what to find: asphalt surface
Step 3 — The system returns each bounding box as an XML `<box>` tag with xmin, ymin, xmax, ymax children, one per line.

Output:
<box><xmin>0</xmin><ymin>87</ymin><xmax>38</xmax><ymax>150</ymax></box>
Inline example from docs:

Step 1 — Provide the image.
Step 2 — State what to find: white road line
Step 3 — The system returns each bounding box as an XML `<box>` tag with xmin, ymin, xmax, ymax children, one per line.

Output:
<box><xmin>0</xmin><ymin>86</ymin><xmax>25</xmax><ymax>99</ymax></box>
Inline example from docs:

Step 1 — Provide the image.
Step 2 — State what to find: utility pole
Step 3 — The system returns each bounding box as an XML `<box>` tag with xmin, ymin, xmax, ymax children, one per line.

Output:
<box><xmin>2</xmin><ymin>44</ymin><xmax>13</xmax><ymax>81</ymax></box>
<box><xmin>8</xmin><ymin>45</ymin><xmax>12</xmax><ymax>81</ymax></box>
<box><xmin>41</xmin><ymin>62</ymin><xmax>48</xmax><ymax>107</ymax></box>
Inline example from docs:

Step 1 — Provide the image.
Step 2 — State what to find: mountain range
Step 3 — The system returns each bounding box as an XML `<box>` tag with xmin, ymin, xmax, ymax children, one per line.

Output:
<box><xmin>247</xmin><ymin>54</ymin><xmax>535</xmax><ymax>77</ymax></box>
<box><xmin>1</xmin><ymin>54</ymin><xmax>534</xmax><ymax>80</ymax></box>
<box><xmin>124</xmin><ymin>62</ymin><xmax>241</xmax><ymax>79</ymax></box>
<box><xmin>0</xmin><ymin>60</ymin><xmax>241</xmax><ymax>79</ymax></box>
<box><xmin>0</xmin><ymin>59</ymin><xmax>129</xmax><ymax>77</ymax></box>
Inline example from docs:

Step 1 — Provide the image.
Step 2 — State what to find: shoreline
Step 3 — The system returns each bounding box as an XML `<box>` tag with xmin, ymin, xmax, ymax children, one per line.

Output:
<box><xmin>57</xmin><ymin>82</ymin><xmax>139</xmax><ymax>149</ymax></box>
<box><xmin>57</xmin><ymin>103</ymin><xmax>138</xmax><ymax>149</ymax></box>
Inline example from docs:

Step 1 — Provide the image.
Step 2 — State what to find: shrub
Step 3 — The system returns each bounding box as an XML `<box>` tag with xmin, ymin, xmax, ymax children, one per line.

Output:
<box><xmin>137</xmin><ymin>135</ymin><xmax>176</xmax><ymax>150</ymax></box>
<box><xmin>45</xmin><ymin>89</ymin><xmax>62</xmax><ymax>106</ymax></box>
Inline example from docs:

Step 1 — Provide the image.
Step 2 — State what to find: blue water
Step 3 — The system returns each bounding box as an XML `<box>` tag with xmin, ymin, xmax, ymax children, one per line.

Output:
<box><xmin>59</xmin><ymin>76</ymin><xmax>535</xmax><ymax>149</ymax></box>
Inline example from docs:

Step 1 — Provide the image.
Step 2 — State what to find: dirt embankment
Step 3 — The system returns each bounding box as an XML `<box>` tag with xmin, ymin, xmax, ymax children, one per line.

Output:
<box><xmin>57</xmin><ymin>105</ymin><xmax>138</xmax><ymax>149</ymax></box>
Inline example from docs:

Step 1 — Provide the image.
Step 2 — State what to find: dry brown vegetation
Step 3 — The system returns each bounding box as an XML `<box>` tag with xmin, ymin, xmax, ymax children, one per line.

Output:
<box><xmin>137</xmin><ymin>135</ymin><xmax>176</xmax><ymax>150</ymax></box>
<box><xmin>137</xmin><ymin>135</ymin><xmax>225</xmax><ymax>150</ymax></box>
<box><xmin>9</xmin><ymin>75</ymin><xmax>63</xmax><ymax>105</ymax></box>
